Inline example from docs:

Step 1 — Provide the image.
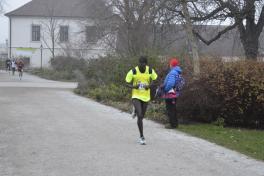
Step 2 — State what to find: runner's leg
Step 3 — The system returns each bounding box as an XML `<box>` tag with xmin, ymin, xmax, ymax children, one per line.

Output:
<box><xmin>141</xmin><ymin>101</ymin><xmax>148</xmax><ymax>117</ymax></box>
<box><xmin>140</xmin><ymin>101</ymin><xmax>148</xmax><ymax>138</ymax></box>
<box><xmin>132</xmin><ymin>99</ymin><xmax>144</xmax><ymax>138</ymax></box>
<box><xmin>19</xmin><ymin>70</ymin><xmax>22</xmax><ymax>80</ymax></box>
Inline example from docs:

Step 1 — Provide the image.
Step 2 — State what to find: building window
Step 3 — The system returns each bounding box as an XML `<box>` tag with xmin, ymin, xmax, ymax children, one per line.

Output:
<box><xmin>86</xmin><ymin>26</ymin><xmax>99</xmax><ymax>43</ymax></box>
<box><xmin>60</xmin><ymin>26</ymin><xmax>69</xmax><ymax>42</ymax></box>
<box><xmin>32</xmin><ymin>25</ymin><xmax>41</xmax><ymax>41</ymax></box>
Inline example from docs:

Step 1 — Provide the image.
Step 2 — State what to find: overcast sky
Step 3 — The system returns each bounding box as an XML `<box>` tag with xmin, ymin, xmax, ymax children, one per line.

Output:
<box><xmin>0</xmin><ymin>0</ymin><xmax>31</xmax><ymax>44</ymax></box>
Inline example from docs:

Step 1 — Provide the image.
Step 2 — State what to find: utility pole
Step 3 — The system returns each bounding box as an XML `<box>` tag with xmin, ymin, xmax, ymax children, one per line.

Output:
<box><xmin>182</xmin><ymin>0</ymin><xmax>200</xmax><ymax>78</ymax></box>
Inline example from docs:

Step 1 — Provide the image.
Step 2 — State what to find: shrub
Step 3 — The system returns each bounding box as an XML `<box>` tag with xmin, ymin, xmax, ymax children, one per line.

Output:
<box><xmin>30</xmin><ymin>56</ymin><xmax>88</xmax><ymax>81</ymax></box>
<box><xmin>201</xmin><ymin>60</ymin><xmax>264</xmax><ymax>128</ymax></box>
<box><xmin>146</xmin><ymin>102</ymin><xmax>168</xmax><ymax>123</ymax></box>
<box><xmin>212</xmin><ymin>117</ymin><xmax>226</xmax><ymax>127</ymax></box>
<box><xmin>87</xmin><ymin>83</ymin><xmax>130</xmax><ymax>102</ymax></box>
<box><xmin>180</xmin><ymin>59</ymin><xmax>264</xmax><ymax>129</ymax></box>
<box><xmin>77</xmin><ymin>54</ymin><xmax>264</xmax><ymax>129</ymax></box>
<box><xmin>177</xmin><ymin>78</ymin><xmax>222</xmax><ymax>122</ymax></box>
<box><xmin>50</xmin><ymin>56</ymin><xmax>87</xmax><ymax>73</ymax></box>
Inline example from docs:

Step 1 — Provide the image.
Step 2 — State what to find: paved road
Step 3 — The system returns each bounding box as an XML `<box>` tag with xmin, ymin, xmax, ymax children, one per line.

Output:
<box><xmin>0</xmin><ymin>70</ymin><xmax>264</xmax><ymax>176</ymax></box>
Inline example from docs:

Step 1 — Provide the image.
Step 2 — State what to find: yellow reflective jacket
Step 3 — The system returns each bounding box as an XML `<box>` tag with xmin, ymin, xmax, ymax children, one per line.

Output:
<box><xmin>125</xmin><ymin>66</ymin><xmax>158</xmax><ymax>102</ymax></box>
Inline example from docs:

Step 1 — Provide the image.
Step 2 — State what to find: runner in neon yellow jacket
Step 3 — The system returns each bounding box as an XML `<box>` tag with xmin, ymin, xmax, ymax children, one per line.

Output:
<box><xmin>125</xmin><ymin>56</ymin><xmax>158</xmax><ymax>145</ymax></box>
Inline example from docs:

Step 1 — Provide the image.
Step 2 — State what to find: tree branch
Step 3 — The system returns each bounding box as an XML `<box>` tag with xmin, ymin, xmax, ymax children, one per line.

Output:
<box><xmin>190</xmin><ymin>6</ymin><xmax>225</xmax><ymax>21</ymax></box>
<box><xmin>193</xmin><ymin>23</ymin><xmax>237</xmax><ymax>45</ymax></box>
<box><xmin>256</xmin><ymin>5</ymin><xmax>264</xmax><ymax>37</ymax></box>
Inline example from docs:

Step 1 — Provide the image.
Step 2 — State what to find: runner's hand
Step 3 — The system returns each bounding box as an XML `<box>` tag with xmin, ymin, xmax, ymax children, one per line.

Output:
<box><xmin>133</xmin><ymin>84</ymin><xmax>140</xmax><ymax>89</ymax></box>
<box><xmin>144</xmin><ymin>85</ymin><xmax>150</xmax><ymax>90</ymax></box>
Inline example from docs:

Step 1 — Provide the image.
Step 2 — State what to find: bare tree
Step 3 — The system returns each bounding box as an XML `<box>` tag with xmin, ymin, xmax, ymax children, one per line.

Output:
<box><xmin>104</xmin><ymin>0</ymin><xmax>173</xmax><ymax>56</ymax></box>
<box><xmin>40</xmin><ymin>1</ymin><xmax>64</xmax><ymax>60</ymax></box>
<box><xmin>83</xmin><ymin>0</ymin><xmax>189</xmax><ymax>56</ymax></box>
<box><xmin>169</xmin><ymin>0</ymin><xmax>264</xmax><ymax>60</ymax></box>
<box><xmin>41</xmin><ymin>17</ymin><xmax>60</xmax><ymax>60</ymax></box>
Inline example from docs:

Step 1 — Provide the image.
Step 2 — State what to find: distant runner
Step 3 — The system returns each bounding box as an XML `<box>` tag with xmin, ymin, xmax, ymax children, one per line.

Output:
<box><xmin>5</xmin><ymin>58</ymin><xmax>11</xmax><ymax>73</ymax></box>
<box><xmin>17</xmin><ymin>59</ymin><xmax>24</xmax><ymax>80</ymax></box>
<box><xmin>11</xmin><ymin>59</ymin><xmax>16</xmax><ymax>76</ymax></box>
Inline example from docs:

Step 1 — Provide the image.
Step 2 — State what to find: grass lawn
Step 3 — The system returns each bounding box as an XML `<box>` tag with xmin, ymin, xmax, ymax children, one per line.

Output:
<box><xmin>178</xmin><ymin>124</ymin><xmax>264</xmax><ymax>161</ymax></box>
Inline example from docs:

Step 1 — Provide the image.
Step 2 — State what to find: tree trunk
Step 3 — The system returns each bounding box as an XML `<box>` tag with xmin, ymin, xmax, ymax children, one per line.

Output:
<box><xmin>238</xmin><ymin>1</ymin><xmax>259</xmax><ymax>60</ymax></box>
<box><xmin>182</xmin><ymin>1</ymin><xmax>200</xmax><ymax>78</ymax></box>
<box><xmin>241</xmin><ymin>37</ymin><xmax>259</xmax><ymax>60</ymax></box>
<box><xmin>53</xmin><ymin>42</ymin><xmax>55</xmax><ymax>59</ymax></box>
<box><xmin>52</xmin><ymin>33</ymin><xmax>55</xmax><ymax>60</ymax></box>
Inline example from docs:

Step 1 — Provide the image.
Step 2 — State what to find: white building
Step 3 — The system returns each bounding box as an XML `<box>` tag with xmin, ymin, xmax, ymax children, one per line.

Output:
<box><xmin>5</xmin><ymin>0</ymin><xmax>112</xmax><ymax>68</ymax></box>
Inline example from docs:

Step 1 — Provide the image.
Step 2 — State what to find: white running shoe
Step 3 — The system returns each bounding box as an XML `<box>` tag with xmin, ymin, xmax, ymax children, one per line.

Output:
<box><xmin>138</xmin><ymin>137</ymin><xmax>146</xmax><ymax>145</ymax></box>
<box><xmin>131</xmin><ymin>106</ymin><xmax>136</xmax><ymax>119</ymax></box>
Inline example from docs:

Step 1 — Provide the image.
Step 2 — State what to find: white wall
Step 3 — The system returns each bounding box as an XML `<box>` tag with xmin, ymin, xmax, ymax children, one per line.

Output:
<box><xmin>9</xmin><ymin>16</ymin><xmax>109</xmax><ymax>68</ymax></box>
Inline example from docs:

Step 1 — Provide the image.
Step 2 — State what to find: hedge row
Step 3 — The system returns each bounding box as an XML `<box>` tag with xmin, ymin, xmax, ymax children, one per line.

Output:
<box><xmin>54</xmin><ymin>55</ymin><xmax>264</xmax><ymax>129</ymax></box>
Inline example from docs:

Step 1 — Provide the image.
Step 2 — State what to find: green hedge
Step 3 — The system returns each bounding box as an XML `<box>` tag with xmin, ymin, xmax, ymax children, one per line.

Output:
<box><xmin>31</xmin><ymin>56</ymin><xmax>88</xmax><ymax>81</ymax></box>
<box><xmin>50</xmin><ymin>56</ymin><xmax>87</xmax><ymax>73</ymax></box>
<box><xmin>87</xmin><ymin>83</ymin><xmax>130</xmax><ymax>102</ymax></box>
<box><xmin>76</xmin><ymin>55</ymin><xmax>264</xmax><ymax>129</ymax></box>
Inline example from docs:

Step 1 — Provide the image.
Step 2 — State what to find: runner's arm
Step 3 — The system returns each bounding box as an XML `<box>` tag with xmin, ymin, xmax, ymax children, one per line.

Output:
<box><xmin>126</xmin><ymin>83</ymin><xmax>139</xmax><ymax>89</ymax></box>
<box><xmin>125</xmin><ymin>70</ymin><xmax>139</xmax><ymax>89</ymax></box>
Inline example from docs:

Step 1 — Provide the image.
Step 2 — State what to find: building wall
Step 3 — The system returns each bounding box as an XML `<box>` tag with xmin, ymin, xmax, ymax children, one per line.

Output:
<box><xmin>9</xmin><ymin>16</ymin><xmax>109</xmax><ymax>68</ymax></box>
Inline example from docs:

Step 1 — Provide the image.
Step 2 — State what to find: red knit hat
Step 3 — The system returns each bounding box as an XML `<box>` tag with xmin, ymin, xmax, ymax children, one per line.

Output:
<box><xmin>169</xmin><ymin>58</ymin><xmax>179</xmax><ymax>67</ymax></box>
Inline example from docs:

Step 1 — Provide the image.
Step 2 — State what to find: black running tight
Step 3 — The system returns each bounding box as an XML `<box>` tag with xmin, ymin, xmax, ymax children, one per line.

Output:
<box><xmin>132</xmin><ymin>99</ymin><xmax>148</xmax><ymax>138</ymax></box>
